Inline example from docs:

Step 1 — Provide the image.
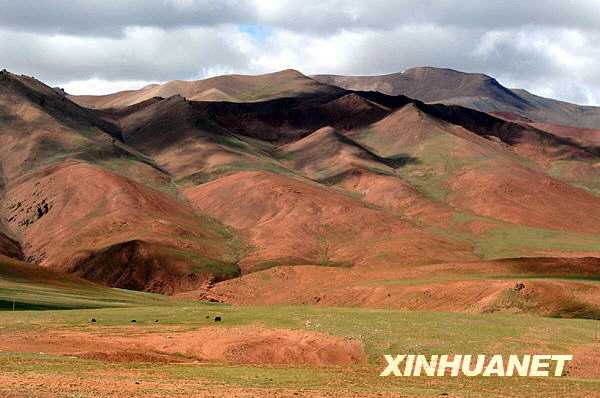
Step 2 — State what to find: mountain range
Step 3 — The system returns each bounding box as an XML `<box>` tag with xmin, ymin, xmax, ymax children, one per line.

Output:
<box><xmin>1</xmin><ymin>66</ymin><xmax>598</xmax><ymax>317</ymax></box>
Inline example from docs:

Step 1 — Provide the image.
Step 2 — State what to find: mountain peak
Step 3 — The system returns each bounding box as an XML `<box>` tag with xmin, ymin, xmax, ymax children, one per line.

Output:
<box><xmin>401</xmin><ymin>66</ymin><xmax>492</xmax><ymax>82</ymax></box>
<box><xmin>270</xmin><ymin>68</ymin><xmax>307</xmax><ymax>78</ymax></box>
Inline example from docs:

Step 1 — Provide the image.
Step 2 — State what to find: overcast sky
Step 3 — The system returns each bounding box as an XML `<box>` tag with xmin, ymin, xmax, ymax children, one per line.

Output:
<box><xmin>1</xmin><ymin>0</ymin><xmax>599</xmax><ymax>105</ymax></box>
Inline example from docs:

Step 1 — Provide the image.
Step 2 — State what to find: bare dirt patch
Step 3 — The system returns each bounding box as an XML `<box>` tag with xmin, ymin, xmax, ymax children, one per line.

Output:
<box><xmin>0</xmin><ymin>324</ymin><xmax>365</xmax><ymax>366</ymax></box>
<box><xmin>568</xmin><ymin>344</ymin><xmax>600</xmax><ymax>378</ymax></box>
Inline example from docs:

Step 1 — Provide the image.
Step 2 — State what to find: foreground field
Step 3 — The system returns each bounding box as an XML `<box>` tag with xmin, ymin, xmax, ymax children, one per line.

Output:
<box><xmin>1</xmin><ymin>255</ymin><xmax>599</xmax><ymax>397</ymax></box>
<box><xmin>0</xmin><ymin>302</ymin><xmax>598</xmax><ymax>398</ymax></box>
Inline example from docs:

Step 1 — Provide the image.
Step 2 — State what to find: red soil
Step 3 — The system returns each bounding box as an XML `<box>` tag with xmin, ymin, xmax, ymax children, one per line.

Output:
<box><xmin>337</xmin><ymin>169</ymin><xmax>455</xmax><ymax>224</ymax></box>
<box><xmin>530</xmin><ymin>122</ymin><xmax>600</xmax><ymax>148</ymax></box>
<box><xmin>184</xmin><ymin>170</ymin><xmax>476</xmax><ymax>270</ymax></box>
<box><xmin>0</xmin><ymin>325</ymin><xmax>365</xmax><ymax>366</ymax></box>
<box><xmin>207</xmin><ymin>258</ymin><xmax>600</xmax><ymax>317</ymax></box>
<box><xmin>0</xmin><ymin>229</ymin><xmax>21</xmax><ymax>259</ymax></box>
<box><xmin>447</xmin><ymin>162</ymin><xmax>600</xmax><ymax>233</ymax></box>
<box><xmin>280</xmin><ymin>126</ymin><xmax>393</xmax><ymax>180</ymax></box>
<box><xmin>569</xmin><ymin>345</ymin><xmax>600</xmax><ymax>378</ymax></box>
<box><xmin>2</xmin><ymin>69</ymin><xmax>600</xmax><ymax>305</ymax></box>
<box><xmin>2</xmin><ymin>160</ymin><xmax>231</xmax><ymax>293</ymax></box>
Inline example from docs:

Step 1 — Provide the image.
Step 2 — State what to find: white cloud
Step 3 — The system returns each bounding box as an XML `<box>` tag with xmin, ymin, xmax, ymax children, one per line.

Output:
<box><xmin>59</xmin><ymin>78</ymin><xmax>157</xmax><ymax>95</ymax></box>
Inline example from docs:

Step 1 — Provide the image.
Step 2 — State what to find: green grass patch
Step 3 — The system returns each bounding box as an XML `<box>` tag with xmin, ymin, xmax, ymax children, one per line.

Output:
<box><xmin>475</xmin><ymin>225</ymin><xmax>600</xmax><ymax>260</ymax></box>
<box><xmin>548</xmin><ymin>159</ymin><xmax>600</xmax><ymax>196</ymax></box>
<box><xmin>0</xmin><ymin>257</ymin><xmax>168</xmax><ymax>311</ymax></box>
<box><xmin>0</xmin><ymin>302</ymin><xmax>598</xmax><ymax>396</ymax></box>
<box><xmin>177</xmin><ymin>160</ymin><xmax>296</xmax><ymax>185</ymax></box>
<box><xmin>164</xmin><ymin>248</ymin><xmax>241</xmax><ymax>281</ymax></box>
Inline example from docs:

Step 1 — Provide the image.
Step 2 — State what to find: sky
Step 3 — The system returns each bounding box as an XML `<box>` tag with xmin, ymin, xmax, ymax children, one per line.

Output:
<box><xmin>1</xmin><ymin>0</ymin><xmax>599</xmax><ymax>105</ymax></box>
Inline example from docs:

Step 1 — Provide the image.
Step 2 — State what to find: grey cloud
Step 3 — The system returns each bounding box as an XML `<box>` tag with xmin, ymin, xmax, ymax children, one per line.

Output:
<box><xmin>256</xmin><ymin>0</ymin><xmax>600</xmax><ymax>34</ymax></box>
<box><xmin>0</xmin><ymin>27</ymin><xmax>250</xmax><ymax>82</ymax></box>
<box><xmin>0</xmin><ymin>0</ymin><xmax>254</xmax><ymax>36</ymax></box>
<box><xmin>2</xmin><ymin>0</ymin><xmax>599</xmax><ymax>37</ymax></box>
<box><xmin>1</xmin><ymin>0</ymin><xmax>599</xmax><ymax>104</ymax></box>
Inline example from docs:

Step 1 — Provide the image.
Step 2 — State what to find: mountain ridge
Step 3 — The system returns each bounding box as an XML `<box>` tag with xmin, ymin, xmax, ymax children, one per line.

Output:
<box><xmin>1</xmin><ymin>67</ymin><xmax>599</xmax><ymax>302</ymax></box>
<box><xmin>70</xmin><ymin>69</ymin><xmax>343</xmax><ymax>109</ymax></box>
<box><xmin>313</xmin><ymin>66</ymin><xmax>600</xmax><ymax>129</ymax></box>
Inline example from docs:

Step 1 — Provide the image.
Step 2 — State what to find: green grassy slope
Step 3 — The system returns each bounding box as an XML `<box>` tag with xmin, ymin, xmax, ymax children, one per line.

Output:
<box><xmin>0</xmin><ymin>255</ymin><xmax>168</xmax><ymax>310</ymax></box>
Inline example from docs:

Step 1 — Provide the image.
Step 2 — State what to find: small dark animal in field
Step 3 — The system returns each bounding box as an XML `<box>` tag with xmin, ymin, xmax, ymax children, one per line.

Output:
<box><xmin>214</xmin><ymin>316</ymin><xmax>222</xmax><ymax>322</ymax></box>
<box><xmin>131</xmin><ymin>319</ymin><xmax>136</xmax><ymax>323</ymax></box>
<box><xmin>155</xmin><ymin>319</ymin><xmax>159</xmax><ymax>323</ymax></box>
<box><xmin>90</xmin><ymin>318</ymin><xmax>96</xmax><ymax>323</ymax></box>
<box><xmin>514</xmin><ymin>282</ymin><xmax>525</xmax><ymax>291</ymax></box>
<box><xmin>206</xmin><ymin>315</ymin><xmax>210</xmax><ymax>319</ymax></box>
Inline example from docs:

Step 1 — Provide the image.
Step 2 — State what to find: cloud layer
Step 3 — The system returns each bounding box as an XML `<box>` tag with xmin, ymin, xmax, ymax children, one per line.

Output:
<box><xmin>1</xmin><ymin>0</ymin><xmax>598</xmax><ymax>104</ymax></box>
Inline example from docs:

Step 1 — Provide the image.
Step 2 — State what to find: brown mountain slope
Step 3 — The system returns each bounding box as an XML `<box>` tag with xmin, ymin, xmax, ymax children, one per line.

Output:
<box><xmin>528</xmin><ymin>122</ymin><xmax>600</xmax><ymax>150</ymax></box>
<box><xmin>489</xmin><ymin>114</ymin><xmax>600</xmax><ymax>195</ymax></box>
<box><xmin>108</xmin><ymin>85</ymin><xmax>600</xmax><ymax>238</ymax></box>
<box><xmin>315</xmin><ymin>67</ymin><xmax>523</xmax><ymax>105</ymax></box>
<box><xmin>70</xmin><ymin>69</ymin><xmax>343</xmax><ymax>109</ymax></box>
<box><xmin>313</xmin><ymin>67</ymin><xmax>600</xmax><ymax>129</ymax></box>
<box><xmin>279</xmin><ymin>126</ymin><xmax>396</xmax><ymax>181</ymax></box>
<box><xmin>384</xmin><ymin>100</ymin><xmax>600</xmax><ymax>196</ymax></box>
<box><xmin>0</xmin><ymin>70</ymin><xmax>125</xmax><ymax>181</ymax></box>
<box><xmin>335</xmin><ymin>169</ymin><xmax>456</xmax><ymax>227</ymax></box>
<box><xmin>184</xmin><ymin>170</ymin><xmax>476</xmax><ymax>271</ymax></box>
<box><xmin>2</xmin><ymin>161</ymin><xmax>237</xmax><ymax>293</ymax></box>
<box><xmin>0</xmin><ymin>226</ymin><xmax>21</xmax><ymax>259</ymax></box>
<box><xmin>422</xmin><ymin>102</ymin><xmax>598</xmax><ymax>167</ymax></box>
<box><xmin>0</xmin><ymin>72</ymin><xmax>240</xmax><ymax>294</ymax></box>
<box><xmin>184</xmin><ymin>90</ymin><xmax>405</xmax><ymax>143</ymax></box>
<box><xmin>102</xmin><ymin>94</ymin><xmax>294</xmax><ymax>185</ymax></box>
<box><xmin>348</xmin><ymin>102</ymin><xmax>600</xmax><ymax>234</ymax></box>
<box><xmin>87</xmin><ymin>82</ymin><xmax>600</xmax><ymax>255</ymax></box>
<box><xmin>512</xmin><ymin>89</ymin><xmax>600</xmax><ymax>129</ymax></box>
<box><xmin>99</xmin><ymin>90</ymin><xmax>407</xmax><ymax>185</ymax></box>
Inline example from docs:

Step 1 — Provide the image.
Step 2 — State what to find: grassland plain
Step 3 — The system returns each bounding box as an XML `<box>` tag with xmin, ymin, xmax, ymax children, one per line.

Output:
<box><xmin>0</xmin><ymin>296</ymin><xmax>598</xmax><ymax>397</ymax></box>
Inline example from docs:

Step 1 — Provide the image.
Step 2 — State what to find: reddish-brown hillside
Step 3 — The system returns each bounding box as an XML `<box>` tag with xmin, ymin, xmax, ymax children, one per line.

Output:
<box><xmin>0</xmin><ymin>72</ymin><xmax>239</xmax><ymax>294</ymax></box>
<box><xmin>184</xmin><ymin>170</ymin><xmax>476</xmax><ymax>270</ymax></box>
<box><xmin>1</xmin><ymin>68</ymin><xmax>599</xmax><ymax>309</ymax></box>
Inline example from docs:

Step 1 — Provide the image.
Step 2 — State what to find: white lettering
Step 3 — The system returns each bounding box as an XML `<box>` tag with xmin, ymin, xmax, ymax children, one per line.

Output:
<box><xmin>551</xmin><ymin>355</ymin><xmax>573</xmax><ymax>376</ymax></box>
<box><xmin>380</xmin><ymin>354</ymin><xmax>405</xmax><ymax>376</ymax></box>
<box><xmin>529</xmin><ymin>355</ymin><xmax>551</xmax><ymax>377</ymax></box>
<box><xmin>413</xmin><ymin>354</ymin><xmax>438</xmax><ymax>376</ymax></box>
<box><xmin>437</xmin><ymin>354</ymin><xmax>462</xmax><ymax>376</ymax></box>
<box><xmin>462</xmin><ymin>354</ymin><xmax>486</xmax><ymax>377</ymax></box>
<box><xmin>483</xmin><ymin>355</ymin><xmax>505</xmax><ymax>377</ymax></box>
<box><xmin>506</xmin><ymin>354</ymin><xmax>531</xmax><ymax>376</ymax></box>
